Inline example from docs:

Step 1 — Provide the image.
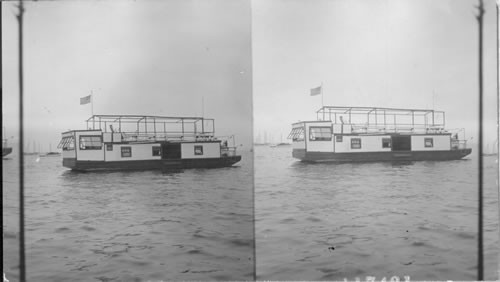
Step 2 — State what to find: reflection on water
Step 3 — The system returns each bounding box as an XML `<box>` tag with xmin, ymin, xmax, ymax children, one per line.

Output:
<box><xmin>3</xmin><ymin>152</ymin><xmax>254</xmax><ymax>281</ymax></box>
<box><xmin>256</xmin><ymin>146</ymin><xmax>498</xmax><ymax>281</ymax></box>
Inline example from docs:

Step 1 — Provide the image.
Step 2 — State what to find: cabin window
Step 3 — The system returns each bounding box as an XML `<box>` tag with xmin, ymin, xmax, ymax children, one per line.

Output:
<box><xmin>152</xmin><ymin>146</ymin><xmax>161</xmax><ymax>156</ymax></box>
<box><xmin>309</xmin><ymin>127</ymin><xmax>332</xmax><ymax>141</ymax></box>
<box><xmin>288</xmin><ymin>127</ymin><xmax>305</xmax><ymax>141</ymax></box>
<box><xmin>382</xmin><ymin>138</ymin><xmax>391</xmax><ymax>148</ymax></box>
<box><xmin>194</xmin><ymin>145</ymin><xmax>203</xmax><ymax>155</ymax></box>
<box><xmin>351</xmin><ymin>138</ymin><xmax>362</xmax><ymax>149</ymax></box>
<box><xmin>106</xmin><ymin>144</ymin><xmax>113</xmax><ymax>151</ymax></box>
<box><xmin>336</xmin><ymin>135</ymin><xmax>343</xmax><ymax>142</ymax></box>
<box><xmin>121</xmin><ymin>146</ymin><xmax>132</xmax><ymax>157</ymax></box>
<box><xmin>424</xmin><ymin>138</ymin><xmax>433</xmax><ymax>148</ymax></box>
<box><xmin>58</xmin><ymin>136</ymin><xmax>75</xmax><ymax>151</ymax></box>
<box><xmin>79</xmin><ymin>136</ymin><xmax>102</xmax><ymax>150</ymax></box>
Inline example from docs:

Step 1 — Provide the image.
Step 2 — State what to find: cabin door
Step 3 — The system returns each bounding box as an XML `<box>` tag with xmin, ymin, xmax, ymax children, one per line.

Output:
<box><xmin>162</xmin><ymin>143</ymin><xmax>181</xmax><ymax>159</ymax></box>
<box><xmin>391</xmin><ymin>136</ymin><xmax>411</xmax><ymax>151</ymax></box>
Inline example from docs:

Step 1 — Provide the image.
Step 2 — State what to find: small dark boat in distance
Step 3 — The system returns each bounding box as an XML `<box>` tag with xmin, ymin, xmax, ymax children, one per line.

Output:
<box><xmin>276</xmin><ymin>142</ymin><xmax>291</xmax><ymax>146</ymax></box>
<box><xmin>58</xmin><ymin>114</ymin><xmax>241</xmax><ymax>171</ymax></box>
<box><xmin>2</xmin><ymin>127</ymin><xmax>13</xmax><ymax>157</ymax></box>
<box><xmin>2</xmin><ymin>146</ymin><xmax>12</xmax><ymax>157</ymax></box>
<box><xmin>289</xmin><ymin>106</ymin><xmax>472</xmax><ymax>162</ymax></box>
<box><xmin>40</xmin><ymin>152</ymin><xmax>61</xmax><ymax>157</ymax></box>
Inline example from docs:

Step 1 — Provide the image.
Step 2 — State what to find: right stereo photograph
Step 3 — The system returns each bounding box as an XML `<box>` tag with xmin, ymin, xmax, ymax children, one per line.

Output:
<box><xmin>252</xmin><ymin>0</ymin><xmax>498</xmax><ymax>281</ymax></box>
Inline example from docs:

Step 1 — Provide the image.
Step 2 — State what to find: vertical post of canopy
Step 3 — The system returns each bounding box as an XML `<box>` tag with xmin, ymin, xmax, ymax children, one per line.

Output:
<box><xmin>384</xmin><ymin>110</ymin><xmax>386</xmax><ymax>129</ymax></box>
<box><xmin>153</xmin><ymin>117</ymin><xmax>156</xmax><ymax>141</ymax></box>
<box><xmin>194</xmin><ymin>122</ymin><xmax>197</xmax><ymax>139</ymax></box>
<box><xmin>181</xmin><ymin>119</ymin><xmax>185</xmax><ymax>140</ymax></box>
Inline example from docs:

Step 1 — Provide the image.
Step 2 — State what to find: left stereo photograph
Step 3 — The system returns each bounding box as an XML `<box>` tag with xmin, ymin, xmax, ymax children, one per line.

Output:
<box><xmin>2</xmin><ymin>0</ymin><xmax>254</xmax><ymax>281</ymax></box>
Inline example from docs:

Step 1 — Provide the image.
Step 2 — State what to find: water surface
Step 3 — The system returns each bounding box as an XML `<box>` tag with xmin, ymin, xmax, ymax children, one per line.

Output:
<box><xmin>255</xmin><ymin>146</ymin><xmax>498</xmax><ymax>281</ymax></box>
<box><xmin>3</xmin><ymin>151</ymin><xmax>254</xmax><ymax>281</ymax></box>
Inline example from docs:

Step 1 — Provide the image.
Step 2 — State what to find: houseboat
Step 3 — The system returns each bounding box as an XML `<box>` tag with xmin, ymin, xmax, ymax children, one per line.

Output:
<box><xmin>288</xmin><ymin>106</ymin><xmax>472</xmax><ymax>162</ymax></box>
<box><xmin>58</xmin><ymin>115</ymin><xmax>241</xmax><ymax>171</ymax></box>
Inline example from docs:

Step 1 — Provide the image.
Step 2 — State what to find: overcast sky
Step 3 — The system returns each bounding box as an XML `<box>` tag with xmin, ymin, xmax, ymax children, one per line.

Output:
<box><xmin>252</xmin><ymin>0</ymin><xmax>497</xmax><ymax>146</ymax></box>
<box><xmin>2</xmin><ymin>0</ymin><xmax>498</xmax><ymax>152</ymax></box>
<box><xmin>2</xmin><ymin>0</ymin><xmax>252</xmax><ymax>151</ymax></box>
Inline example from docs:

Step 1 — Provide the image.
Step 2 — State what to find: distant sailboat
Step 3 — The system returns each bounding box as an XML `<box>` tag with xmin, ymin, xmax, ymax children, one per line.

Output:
<box><xmin>483</xmin><ymin>140</ymin><xmax>498</xmax><ymax>156</ymax></box>
<box><xmin>2</xmin><ymin>127</ymin><xmax>13</xmax><ymax>157</ymax></box>
<box><xmin>24</xmin><ymin>141</ymin><xmax>39</xmax><ymax>155</ymax></box>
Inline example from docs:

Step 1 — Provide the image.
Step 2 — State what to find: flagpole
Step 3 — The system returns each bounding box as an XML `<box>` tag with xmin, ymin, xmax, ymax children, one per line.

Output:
<box><xmin>321</xmin><ymin>82</ymin><xmax>324</xmax><ymax>108</ymax></box>
<box><xmin>202</xmin><ymin>96</ymin><xmax>204</xmax><ymax>134</ymax></box>
<box><xmin>91</xmin><ymin>90</ymin><xmax>94</xmax><ymax>116</ymax></box>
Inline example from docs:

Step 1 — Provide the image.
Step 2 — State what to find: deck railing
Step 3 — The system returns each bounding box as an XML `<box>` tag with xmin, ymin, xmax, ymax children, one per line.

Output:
<box><xmin>221</xmin><ymin>146</ymin><xmax>237</xmax><ymax>157</ymax></box>
<box><xmin>316</xmin><ymin>106</ymin><xmax>446</xmax><ymax>134</ymax></box>
<box><xmin>119</xmin><ymin>132</ymin><xmax>218</xmax><ymax>143</ymax></box>
<box><xmin>346</xmin><ymin>124</ymin><xmax>447</xmax><ymax>134</ymax></box>
<box><xmin>451</xmin><ymin>140</ymin><xmax>468</xmax><ymax>150</ymax></box>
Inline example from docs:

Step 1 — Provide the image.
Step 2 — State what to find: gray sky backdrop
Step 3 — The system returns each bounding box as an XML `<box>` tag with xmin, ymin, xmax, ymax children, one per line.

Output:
<box><xmin>252</xmin><ymin>0</ymin><xmax>497</xmax><ymax>147</ymax></box>
<box><xmin>2</xmin><ymin>0</ymin><xmax>498</xmax><ymax>151</ymax></box>
<box><xmin>3</xmin><ymin>0</ymin><xmax>252</xmax><ymax>151</ymax></box>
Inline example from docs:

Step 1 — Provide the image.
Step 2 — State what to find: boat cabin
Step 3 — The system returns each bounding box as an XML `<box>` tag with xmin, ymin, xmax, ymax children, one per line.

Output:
<box><xmin>58</xmin><ymin>115</ymin><xmax>240</xmax><ymax>170</ymax></box>
<box><xmin>288</xmin><ymin>106</ymin><xmax>471</xmax><ymax>162</ymax></box>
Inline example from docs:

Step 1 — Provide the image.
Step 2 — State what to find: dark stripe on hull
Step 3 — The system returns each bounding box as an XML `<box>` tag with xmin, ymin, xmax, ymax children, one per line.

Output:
<box><xmin>293</xmin><ymin>149</ymin><xmax>472</xmax><ymax>162</ymax></box>
<box><xmin>63</xmin><ymin>156</ymin><xmax>241</xmax><ymax>171</ymax></box>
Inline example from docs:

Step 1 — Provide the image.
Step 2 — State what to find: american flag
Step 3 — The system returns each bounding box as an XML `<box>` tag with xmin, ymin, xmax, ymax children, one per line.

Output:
<box><xmin>310</xmin><ymin>86</ymin><xmax>322</xmax><ymax>96</ymax></box>
<box><xmin>80</xmin><ymin>95</ymin><xmax>91</xmax><ymax>105</ymax></box>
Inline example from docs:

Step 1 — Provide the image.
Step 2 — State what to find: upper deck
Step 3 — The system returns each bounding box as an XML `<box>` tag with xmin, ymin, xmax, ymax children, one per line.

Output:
<box><xmin>73</xmin><ymin>114</ymin><xmax>216</xmax><ymax>142</ymax></box>
<box><xmin>297</xmin><ymin>106</ymin><xmax>447</xmax><ymax>134</ymax></box>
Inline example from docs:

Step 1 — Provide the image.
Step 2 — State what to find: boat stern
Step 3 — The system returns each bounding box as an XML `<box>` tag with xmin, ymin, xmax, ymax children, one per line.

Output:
<box><xmin>458</xmin><ymin>148</ymin><xmax>472</xmax><ymax>158</ymax></box>
<box><xmin>223</xmin><ymin>154</ymin><xmax>241</xmax><ymax>166</ymax></box>
<box><xmin>62</xmin><ymin>157</ymin><xmax>77</xmax><ymax>169</ymax></box>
